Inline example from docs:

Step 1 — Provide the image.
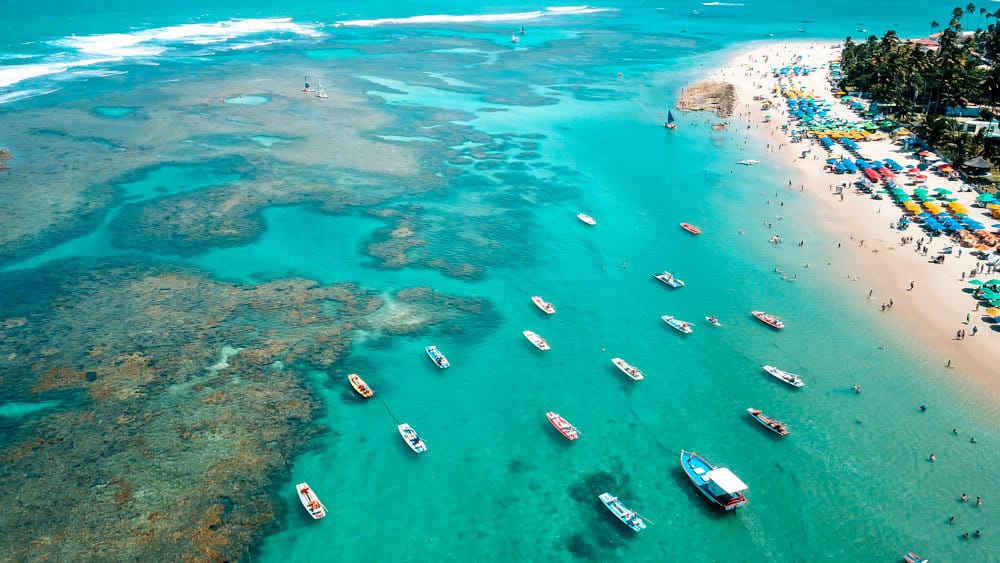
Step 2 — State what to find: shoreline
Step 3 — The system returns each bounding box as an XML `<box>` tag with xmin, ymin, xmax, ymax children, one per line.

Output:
<box><xmin>698</xmin><ymin>40</ymin><xmax>1000</xmax><ymax>398</ymax></box>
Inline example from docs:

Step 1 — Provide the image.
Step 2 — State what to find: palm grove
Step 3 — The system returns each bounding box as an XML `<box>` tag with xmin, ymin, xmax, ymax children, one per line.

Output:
<box><xmin>838</xmin><ymin>5</ymin><xmax>1000</xmax><ymax>171</ymax></box>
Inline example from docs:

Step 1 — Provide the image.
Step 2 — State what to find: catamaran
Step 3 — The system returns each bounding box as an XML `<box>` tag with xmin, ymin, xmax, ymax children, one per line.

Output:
<box><xmin>661</xmin><ymin>315</ymin><xmax>693</xmax><ymax>334</ymax></box>
<box><xmin>611</xmin><ymin>357</ymin><xmax>645</xmax><ymax>380</ymax></box>
<box><xmin>398</xmin><ymin>423</ymin><xmax>427</xmax><ymax>453</ymax></box>
<box><xmin>679</xmin><ymin>450</ymin><xmax>748</xmax><ymax>511</ymax></box>
<box><xmin>546</xmin><ymin>412</ymin><xmax>580</xmax><ymax>440</ymax></box>
<box><xmin>531</xmin><ymin>295</ymin><xmax>556</xmax><ymax>314</ymax></box>
<box><xmin>348</xmin><ymin>373</ymin><xmax>374</xmax><ymax>398</ymax></box>
<box><xmin>296</xmin><ymin>483</ymin><xmax>326</xmax><ymax>519</ymax></box>
<box><xmin>747</xmin><ymin>407</ymin><xmax>789</xmax><ymax>436</ymax></box>
<box><xmin>751</xmin><ymin>310</ymin><xmax>785</xmax><ymax>329</ymax></box>
<box><xmin>762</xmin><ymin>365</ymin><xmax>805</xmax><ymax>388</ymax></box>
<box><xmin>425</xmin><ymin>345</ymin><xmax>450</xmax><ymax>369</ymax></box>
<box><xmin>577</xmin><ymin>212</ymin><xmax>597</xmax><ymax>226</ymax></box>
<box><xmin>522</xmin><ymin>330</ymin><xmax>550</xmax><ymax>351</ymax></box>
<box><xmin>653</xmin><ymin>271</ymin><xmax>685</xmax><ymax>288</ymax></box>
<box><xmin>598</xmin><ymin>493</ymin><xmax>648</xmax><ymax>531</ymax></box>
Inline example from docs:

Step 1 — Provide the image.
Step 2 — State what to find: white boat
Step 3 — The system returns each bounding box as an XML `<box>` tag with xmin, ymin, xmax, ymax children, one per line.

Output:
<box><xmin>762</xmin><ymin>365</ymin><xmax>805</xmax><ymax>388</ymax></box>
<box><xmin>577</xmin><ymin>213</ymin><xmax>597</xmax><ymax>226</ymax></box>
<box><xmin>296</xmin><ymin>483</ymin><xmax>326</xmax><ymax>519</ymax></box>
<box><xmin>598</xmin><ymin>492</ymin><xmax>648</xmax><ymax>532</ymax></box>
<box><xmin>653</xmin><ymin>271</ymin><xmax>685</xmax><ymax>288</ymax></box>
<box><xmin>611</xmin><ymin>357</ymin><xmax>644</xmax><ymax>380</ymax></box>
<box><xmin>661</xmin><ymin>315</ymin><xmax>693</xmax><ymax>334</ymax></box>
<box><xmin>705</xmin><ymin>316</ymin><xmax>722</xmax><ymax>327</ymax></box>
<box><xmin>511</xmin><ymin>32</ymin><xmax>519</xmax><ymax>44</ymax></box>
<box><xmin>531</xmin><ymin>295</ymin><xmax>556</xmax><ymax>314</ymax></box>
<box><xmin>398</xmin><ymin>423</ymin><xmax>427</xmax><ymax>453</ymax></box>
<box><xmin>316</xmin><ymin>78</ymin><xmax>329</xmax><ymax>99</ymax></box>
<box><xmin>522</xmin><ymin>330</ymin><xmax>550</xmax><ymax>351</ymax></box>
<box><xmin>737</xmin><ymin>159</ymin><xmax>760</xmax><ymax>165</ymax></box>
<box><xmin>302</xmin><ymin>76</ymin><xmax>314</xmax><ymax>93</ymax></box>
<box><xmin>425</xmin><ymin>345</ymin><xmax>450</xmax><ymax>368</ymax></box>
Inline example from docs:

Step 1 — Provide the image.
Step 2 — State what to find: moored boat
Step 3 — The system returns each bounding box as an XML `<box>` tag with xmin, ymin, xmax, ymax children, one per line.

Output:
<box><xmin>425</xmin><ymin>345</ymin><xmax>450</xmax><ymax>369</ymax></box>
<box><xmin>747</xmin><ymin>407</ymin><xmax>789</xmax><ymax>436</ymax></box>
<box><xmin>705</xmin><ymin>316</ymin><xmax>722</xmax><ymax>327</ymax></box>
<box><xmin>680</xmin><ymin>222</ymin><xmax>701</xmax><ymax>235</ymax></box>
<box><xmin>546</xmin><ymin>411</ymin><xmax>580</xmax><ymax>440</ymax></box>
<box><xmin>737</xmin><ymin>159</ymin><xmax>760</xmax><ymax>165</ymax></box>
<box><xmin>398</xmin><ymin>423</ymin><xmax>427</xmax><ymax>453</ymax></box>
<box><xmin>296</xmin><ymin>483</ymin><xmax>326</xmax><ymax>519</ymax></box>
<box><xmin>679</xmin><ymin>450</ymin><xmax>748</xmax><ymax>511</ymax></box>
<box><xmin>348</xmin><ymin>373</ymin><xmax>374</xmax><ymax>398</ymax></box>
<box><xmin>522</xmin><ymin>330</ymin><xmax>550</xmax><ymax>351</ymax></box>
<box><xmin>762</xmin><ymin>365</ymin><xmax>805</xmax><ymax>388</ymax></box>
<box><xmin>531</xmin><ymin>295</ymin><xmax>556</xmax><ymax>314</ymax></box>
<box><xmin>598</xmin><ymin>493</ymin><xmax>648</xmax><ymax>531</ymax></box>
<box><xmin>577</xmin><ymin>213</ymin><xmax>597</xmax><ymax>226</ymax></box>
<box><xmin>611</xmin><ymin>357</ymin><xmax>644</xmax><ymax>380</ymax></box>
<box><xmin>653</xmin><ymin>271</ymin><xmax>685</xmax><ymax>288</ymax></box>
<box><xmin>902</xmin><ymin>553</ymin><xmax>928</xmax><ymax>563</ymax></box>
<box><xmin>751</xmin><ymin>310</ymin><xmax>785</xmax><ymax>329</ymax></box>
<box><xmin>661</xmin><ymin>315</ymin><xmax>693</xmax><ymax>334</ymax></box>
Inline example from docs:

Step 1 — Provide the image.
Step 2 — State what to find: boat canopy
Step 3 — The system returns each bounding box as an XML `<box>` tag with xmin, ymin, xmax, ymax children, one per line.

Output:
<box><xmin>705</xmin><ymin>468</ymin><xmax>748</xmax><ymax>494</ymax></box>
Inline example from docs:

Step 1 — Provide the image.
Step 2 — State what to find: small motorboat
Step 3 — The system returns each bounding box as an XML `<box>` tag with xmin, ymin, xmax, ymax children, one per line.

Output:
<box><xmin>398</xmin><ymin>423</ymin><xmax>427</xmax><ymax>453</ymax></box>
<box><xmin>296</xmin><ymin>483</ymin><xmax>327</xmax><ymax>519</ymax></box>
<box><xmin>425</xmin><ymin>345</ymin><xmax>450</xmax><ymax>369</ymax></box>
<box><xmin>577</xmin><ymin>213</ymin><xmax>597</xmax><ymax>226</ymax></box>
<box><xmin>611</xmin><ymin>357</ymin><xmax>645</xmax><ymax>380</ymax></box>
<box><xmin>762</xmin><ymin>365</ymin><xmax>805</xmax><ymax>388</ymax></box>
<box><xmin>747</xmin><ymin>407</ymin><xmax>789</xmax><ymax>436</ymax></box>
<box><xmin>546</xmin><ymin>412</ymin><xmax>580</xmax><ymax>440</ymax></box>
<box><xmin>522</xmin><ymin>330</ymin><xmax>551</xmax><ymax>351</ymax></box>
<box><xmin>737</xmin><ymin>159</ymin><xmax>760</xmax><ymax>165</ymax></box>
<box><xmin>679</xmin><ymin>450</ymin><xmax>748</xmax><ymax>511</ymax></box>
<box><xmin>751</xmin><ymin>310</ymin><xmax>785</xmax><ymax>329</ymax></box>
<box><xmin>531</xmin><ymin>295</ymin><xmax>556</xmax><ymax>314</ymax></box>
<box><xmin>348</xmin><ymin>373</ymin><xmax>374</xmax><ymax>398</ymax></box>
<box><xmin>653</xmin><ymin>271</ymin><xmax>685</xmax><ymax>288</ymax></box>
<box><xmin>902</xmin><ymin>553</ymin><xmax>928</xmax><ymax>563</ymax></box>
<box><xmin>680</xmin><ymin>222</ymin><xmax>701</xmax><ymax>235</ymax></box>
<box><xmin>598</xmin><ymin>493</ymin><xmax>648</xmax><ymax>531</ymax></box>
<box><xmin>661</xmin><ymin>315</ymin><xmax>693</xmax><ymax>334</ymax></box>
<box><xmin>705</xmin><ymin>316</ymin><xmax>722</xmax><ymax>327</ymax></box>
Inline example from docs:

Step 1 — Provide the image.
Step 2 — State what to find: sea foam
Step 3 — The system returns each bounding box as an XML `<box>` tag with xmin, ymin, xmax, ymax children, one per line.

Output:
<box><xmin>335</xmin><ymin>5</ymin><xmax>616</xmax><ymax>27</ymax></box>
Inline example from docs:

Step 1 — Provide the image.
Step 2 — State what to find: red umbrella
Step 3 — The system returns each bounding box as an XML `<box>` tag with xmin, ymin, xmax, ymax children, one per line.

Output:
<box><xmin>907</xmin><ymin>167</ymin><xmax>920</xmax><ymax>173</ymax></box>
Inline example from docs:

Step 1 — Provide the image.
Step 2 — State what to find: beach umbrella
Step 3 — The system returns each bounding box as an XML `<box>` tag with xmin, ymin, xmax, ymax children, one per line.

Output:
<box><xmin>987</xmin><ymin>279</ymin><xmax>1000</xmax><ymax>286</ymax></box>
<box><xmin>934</xmin><ymin>188</ymin><xmax>953</xmax><ymax>194</ymax></box>
<box><xmin>987</xmin><ymin>307</ymin><xmax>1000</xmax><ymax>317</ymax></box>
<box><xmin>963</xmin><ymin>156</ymin><xmax>994</xmax><ymax>169</ymax></box>
<box><xmin>968</xmin><ymin>279</ymin><xmax>985</xmax><ymax>285</ymax></box>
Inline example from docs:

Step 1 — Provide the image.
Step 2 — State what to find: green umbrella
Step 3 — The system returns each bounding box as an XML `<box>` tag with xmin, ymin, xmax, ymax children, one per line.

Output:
<box><xmin>988</xmin><ymin>279</ymin><xmax>1000</xmax><ymax>286</ymax></box>
<box><xmin>934</xmin><ymin>188</ymin><xmax>953</xmax><ymax>194</ymax></box>
<box><xmin>969</xmin><ymin>279</ymin><xmax>985</xmax><ymax>285</ymax></box>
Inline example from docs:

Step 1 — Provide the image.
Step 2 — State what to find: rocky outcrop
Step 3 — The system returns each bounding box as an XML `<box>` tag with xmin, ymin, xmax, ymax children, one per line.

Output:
<box><xmin>676</xmin><ymin>81</ymin><xmax>737</xmax><ymax>118</ymax></box>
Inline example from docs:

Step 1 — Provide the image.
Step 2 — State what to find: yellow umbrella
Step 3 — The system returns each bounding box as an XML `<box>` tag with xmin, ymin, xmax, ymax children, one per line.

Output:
<box><xmin>987</xmin><ymin>307</ymin><xmax>1000</xmax><ymax>316</ymax></box>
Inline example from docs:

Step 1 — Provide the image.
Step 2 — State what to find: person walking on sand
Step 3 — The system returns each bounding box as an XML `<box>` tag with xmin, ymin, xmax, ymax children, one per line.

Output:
<box><xmin>909</xmin><ymin>281</ymin><xmax>915</xmax><ymax>290</ymax></box>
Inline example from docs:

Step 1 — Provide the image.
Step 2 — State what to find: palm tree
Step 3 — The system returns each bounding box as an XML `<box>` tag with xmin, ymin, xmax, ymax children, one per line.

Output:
<box><xmin>979</xmin><ymin>7</ymin><xmax>987</xmax><ymax>30</ymax></box>
<box><xmin>966</xmin><ymin>3</ymin><xmax>976</xmax><ymax>29</ymax></box>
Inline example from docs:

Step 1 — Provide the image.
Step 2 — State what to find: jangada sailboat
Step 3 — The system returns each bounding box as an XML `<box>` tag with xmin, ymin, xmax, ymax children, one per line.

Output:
<box><xmin>316</xmin><ymin>79</ymin><xmax>329</xmax><ymax>99</ymax></box>
<box><xmin>302</xmin><ymin>76</ymin><xmax>314</xmax><ymax>93</ymax></box>
<box><xmin>664</xmin><ymin>109</ymin><xmax>677</xmax><ymax>129</ymax></box>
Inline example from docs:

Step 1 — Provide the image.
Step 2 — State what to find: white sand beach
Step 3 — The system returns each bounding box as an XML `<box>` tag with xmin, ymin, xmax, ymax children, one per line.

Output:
<box><xmin>705</xmin><ymin>41</ymin><xmax>1000</xmax><ymax>395</ymax></box>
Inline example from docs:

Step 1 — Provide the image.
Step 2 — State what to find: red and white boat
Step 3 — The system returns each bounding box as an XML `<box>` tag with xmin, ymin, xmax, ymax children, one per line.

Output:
<box><xmin>611</xmin><ymin>357</ymin><xmax>645</xmax><ymax>380</ymax></box>
<box><xmin>577</xmin><ymin>213</ymin><xmax>597</xmax><ymax>226</ymax></box>
<box><xmin>680</xmin><ymin>222</ymin><xmax>701</xmax><ymax>235</ymax></box>
<box><xmin>531</xmin><ymin>295</ymin><xmax>556</xmax><ymax>315</ymax></box>
<box><xmin>546</xmin><ymin>411</ymin><xmax>580</xmax><ymax>440</ymax></box>
<box><xmin>296</xmin><ymin>483</ymin><xmax>327</xmax><ymax>519</ymax></box>
<box><xmin>751</xmin><ymin>310</ymin><xmax>785</xmax><ymax>329</ymax></box>
<box><xmin>348</xmin><ymin>373</ymin><xmax>374</xmax><ymax>398</ymax></box>
<box><xmin>522</xmin><ymin>330</ymin><xmax>550</xmax><ymax>350</ymax></box>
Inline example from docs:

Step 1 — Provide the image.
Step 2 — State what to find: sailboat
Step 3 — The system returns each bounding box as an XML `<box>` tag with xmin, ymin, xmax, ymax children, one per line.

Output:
<box><xmin>664</xmin><ymin>110</ymin><xmax>677</xmax><ymax>130</ymax></box>
<box><xmin>302</xmin><ymin>77</ymin><xmax>314</xmax><ymax>93</ymax></box>
<box><xmin>511</xmin><ymin>32</ymin><xmax>519</xmax><ymax>44</ymax></box>
<box><xmin>316</xmin><ymin>79</ymin><xmax>329</xmax><ymax>99</ymax></box>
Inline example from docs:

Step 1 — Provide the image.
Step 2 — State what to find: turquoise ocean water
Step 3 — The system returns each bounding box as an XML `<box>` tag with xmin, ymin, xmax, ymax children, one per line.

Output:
<box><xmin>2</xmin><ymin>1</ymin><xmax>999</xmax><ymax>561</ymax></box>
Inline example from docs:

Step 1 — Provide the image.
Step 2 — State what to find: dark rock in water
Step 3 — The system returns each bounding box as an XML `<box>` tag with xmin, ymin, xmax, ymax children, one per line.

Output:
<box><xmin>0</xmin><ymin>148</ymin><xmax>10</xmax><ymax>171</ymax></box>
<box><xmin>676</xmin><ymin>81</ymin><xmax>737</xmax><ymax>118</ymax></box>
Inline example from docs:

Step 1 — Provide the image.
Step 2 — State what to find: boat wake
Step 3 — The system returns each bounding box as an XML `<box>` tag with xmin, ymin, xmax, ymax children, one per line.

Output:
<box><xmin>335</xmin><ymin>5</ymin><xmax>617</xmax><ymax>27</ymax></box>
<box><xmin>0</xmin><ymin>17</ymin><xmax>323</xmax><ymax>96</ymax></box>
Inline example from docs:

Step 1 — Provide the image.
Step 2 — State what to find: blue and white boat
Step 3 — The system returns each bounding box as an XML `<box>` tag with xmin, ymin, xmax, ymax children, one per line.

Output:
<box><xmin>679</xmin><ymin>450</ymin><xmax>748</xmax><ymax>511</ymax></box>
<box><xmin>661</xmin><ymin>315</ymin><xmax>693</xmax><ymax>334</ymax></box>
<box><xmin>398</xmin><ymin>423</ymin><xmax>427</xmax><ymax>454</ymax></box>
<box><xmin>653</xmin><ymin>271</ymin><xmax>685</xmax><ymax>288</ymax></box>
<box><xmin>425</xmin><ymin>345</ymin><xmax>450</xmax><ymax>369</ymax></box>
<box><xmin>598</xmin><ymin>492</ymin><xmax>647</xmax><ymax>531</ymax></box>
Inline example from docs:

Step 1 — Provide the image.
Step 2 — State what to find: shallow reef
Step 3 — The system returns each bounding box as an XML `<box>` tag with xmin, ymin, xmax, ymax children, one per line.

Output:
<box><xmin>0</xmin><ymin>258</ymin><xmax>493</xmax><ymax>561</ymax></box>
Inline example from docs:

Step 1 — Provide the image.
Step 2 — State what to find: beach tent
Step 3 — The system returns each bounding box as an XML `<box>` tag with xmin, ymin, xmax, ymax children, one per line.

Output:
<box><xmin>963</xmin><ymin>156</ymin><xmax>994</xmax><ymax>169</ymax></box>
